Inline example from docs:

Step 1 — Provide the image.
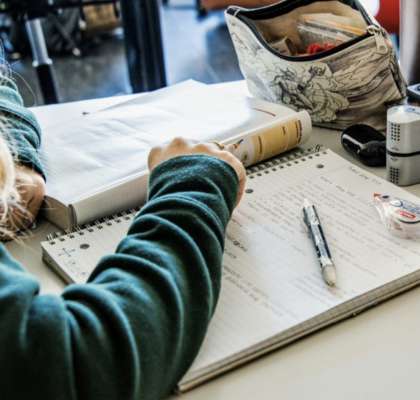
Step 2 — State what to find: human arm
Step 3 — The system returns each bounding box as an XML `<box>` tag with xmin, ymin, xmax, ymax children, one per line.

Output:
<box><xmin>0</xmin><ymin>141</ymin><xmax>244</xmax><ymax>400</ymax></box>
<box><xmin>0</xmin><ymin>72</ymin><xmax>46</xmax><ymax>230</ymax></box>
<box><xmin>0</xmin><ymin>72</ymin><xmax>44</xmax><ymax>178</ymax></box>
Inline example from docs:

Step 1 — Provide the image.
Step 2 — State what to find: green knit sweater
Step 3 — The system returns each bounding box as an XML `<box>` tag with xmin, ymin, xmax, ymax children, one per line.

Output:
<box><xmin>0</xmin><ymin>73</ymin><xmax>44</xmax><ymax>178</ymax></box>
<box><xmin>0</xmin><ymin>76</ymin><xmax>239</xmax><ymax>399</ymax></box>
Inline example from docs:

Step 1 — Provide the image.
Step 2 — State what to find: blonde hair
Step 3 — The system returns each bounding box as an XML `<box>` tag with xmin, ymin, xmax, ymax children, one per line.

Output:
<box><xmin>0</xmin><ymin>131</ymin><xmax>20</xmax><ymax>237</ymax></box>
<box><xmin>0</xmin><ymin>52</ymin><xmax>29</xmax><ymax>239</ymax></box>
<box><xmin>0</xmin><ymin>57</ymin><xmax>32</xmax><ymax>239</ymax></box>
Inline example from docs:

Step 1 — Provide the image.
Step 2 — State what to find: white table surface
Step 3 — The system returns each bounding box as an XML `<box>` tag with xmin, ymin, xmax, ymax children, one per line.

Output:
<box><xmin>8</xmin><ymin>81</ymin><xmax>420</xmax><ymax>400</ymax></box>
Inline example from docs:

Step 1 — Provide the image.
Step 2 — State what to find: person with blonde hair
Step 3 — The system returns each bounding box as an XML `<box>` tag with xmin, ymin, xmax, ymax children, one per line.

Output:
<box><xmin>0</xmin><ymin>71</ymin><xmax>246</xmax><ymax>399</ymax></box>
<box><xmin>0</xmin><ymin>71</ymin><xmax>45</xmax><ymax>236</ymax></box>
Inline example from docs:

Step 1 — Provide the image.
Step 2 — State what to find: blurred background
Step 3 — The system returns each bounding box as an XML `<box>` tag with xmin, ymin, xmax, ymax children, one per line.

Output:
<box><xmin>5</xmin><ymin>0</ymin><xmax>242</xmax><ymax>105</ymax></box>
<box><xmin>2</xmin><ymin>0</ymin><xmax>405</xmax><ymax>106</ymax></box>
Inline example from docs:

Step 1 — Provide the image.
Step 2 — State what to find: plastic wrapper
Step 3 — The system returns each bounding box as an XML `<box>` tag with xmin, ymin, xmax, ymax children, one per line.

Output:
<box><xmin>373</xmin><ymin>193</ymin><xmax>420</xmax><ymax>239</ymax></box>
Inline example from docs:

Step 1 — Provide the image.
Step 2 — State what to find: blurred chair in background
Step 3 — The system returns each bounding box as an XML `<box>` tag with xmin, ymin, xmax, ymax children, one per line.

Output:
<box><xmin>0</xmin><ymin>0</ymin><xmax>167</xmax><ymax>104</ymax></box>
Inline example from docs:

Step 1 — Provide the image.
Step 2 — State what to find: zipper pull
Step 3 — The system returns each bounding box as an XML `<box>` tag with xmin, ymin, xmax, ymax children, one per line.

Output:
<box><xmin>367</xmin><ymin>25</ymin><xmax>388</xmax><ymax>55</ymax></box>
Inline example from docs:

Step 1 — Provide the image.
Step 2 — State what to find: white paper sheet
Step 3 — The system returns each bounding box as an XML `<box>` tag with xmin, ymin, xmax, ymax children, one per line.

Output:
<box><xmin>41</xmin><ymin>80</ymin><xmax>295</xmax><ymax>206</ymax></box>
<box><xmin>42</xmin><ymin>148</ymin><xmax>420</xmax><ymax>388</ymax></box>
<box><xmin>184</xmin><ymin>149</ymin><xmax>420</xmax><ymax>380</ymax></box>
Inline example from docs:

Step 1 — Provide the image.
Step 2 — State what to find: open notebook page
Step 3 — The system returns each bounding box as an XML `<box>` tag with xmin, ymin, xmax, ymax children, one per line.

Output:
<box><xmin>180</xmin><ymin>149</ymin><xmax>420</xmax><ymax>387</ymax></box>
<box><xmin>42</xmin><ymin>150</ymin><xmax>420</xmax><ymax>389</ymax></box>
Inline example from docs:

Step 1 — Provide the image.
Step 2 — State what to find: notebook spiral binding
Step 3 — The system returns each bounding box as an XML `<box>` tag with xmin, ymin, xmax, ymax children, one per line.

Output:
<box><xmin>246</xmin><ymin>144</ymin><xmax>324</xmax><ymax>178</ymax></box>
<box><xmin>46</xmin><ymin>207</ymin><xmax>141</xmax><ymax>245</ymax></box>
<box><xmin>45</xmin><ymin>145</ymin><xmax>324</xmax><ymax>245</ymax></box>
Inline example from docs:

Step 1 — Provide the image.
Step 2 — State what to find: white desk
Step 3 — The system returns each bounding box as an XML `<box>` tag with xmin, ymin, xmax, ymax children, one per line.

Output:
<box><xmin>8</xmin><ymin>82</ymin><xmax>420</xmax><ymax>399</ymax></box>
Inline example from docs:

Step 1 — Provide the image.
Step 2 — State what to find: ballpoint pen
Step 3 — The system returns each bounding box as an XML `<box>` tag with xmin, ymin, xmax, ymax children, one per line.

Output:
<box><xmin>302</xmin><ymin>199</ymin><xmax>337</xmax><ymax>286</ymax></box>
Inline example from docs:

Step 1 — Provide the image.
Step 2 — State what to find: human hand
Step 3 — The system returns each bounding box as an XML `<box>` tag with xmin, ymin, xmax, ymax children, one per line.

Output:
<box><xmin>148</xmin><ymin>137</ymin><xmax>246</xmax><ymax>206</ymax></box>
<box><xmin>7</xmin><ymin>165</ymin><xmax>46</xmax><ymax>233</ymax></box>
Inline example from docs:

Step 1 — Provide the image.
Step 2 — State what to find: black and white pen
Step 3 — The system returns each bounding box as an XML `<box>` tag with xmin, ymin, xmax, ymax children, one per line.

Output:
<box><xmin>302</xmin><ymin>199</ymin><xmax>337</xmax><ymax>286</ymax></box>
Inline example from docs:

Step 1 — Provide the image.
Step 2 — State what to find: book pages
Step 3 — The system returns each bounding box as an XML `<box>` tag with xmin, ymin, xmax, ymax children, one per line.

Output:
<box><xmin>41</xmin><ymin>80</ymin><xmax>299</xmax><ymax>227</ymax></box>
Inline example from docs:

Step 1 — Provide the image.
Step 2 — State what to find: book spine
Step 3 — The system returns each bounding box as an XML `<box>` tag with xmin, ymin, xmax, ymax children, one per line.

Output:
<box><xmin>229</xmin><ymin>111</ymin><xmax>312</xmax><ymax>167</ymax></box>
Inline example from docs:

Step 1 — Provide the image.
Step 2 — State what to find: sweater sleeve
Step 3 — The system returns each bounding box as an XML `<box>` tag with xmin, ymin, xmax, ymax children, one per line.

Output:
<box><xmin>0</xmin><ymin>155</ymin><xmax>239</xmax><ymax>400</ymax></box>
<box><xmin>0</xmin><ymin>72</ymin><xmax>45</xmax><ymax>179</ymax></box>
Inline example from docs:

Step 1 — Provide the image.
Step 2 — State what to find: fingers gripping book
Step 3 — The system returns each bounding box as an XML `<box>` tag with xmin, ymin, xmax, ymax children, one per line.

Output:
<box><xmin>40</xmin><ymin>81</ymin><xmax>310</xmax><ymax>229</ymax></box>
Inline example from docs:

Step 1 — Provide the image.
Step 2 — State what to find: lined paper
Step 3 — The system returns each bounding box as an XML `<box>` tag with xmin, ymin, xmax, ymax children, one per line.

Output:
<box><xmin>42</xmin><ymin>150</ymin><xmax>420</xmax><ymax>389</ymax></box>
<box><xmin>183</xmin><ymin>150</ymin><xmax>420</xmax><ymax>379</ymax></box>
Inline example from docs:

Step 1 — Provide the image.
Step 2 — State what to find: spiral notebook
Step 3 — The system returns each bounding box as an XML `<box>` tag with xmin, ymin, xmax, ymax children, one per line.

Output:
<box><xmin>41</xmin><ymin>148</ymin><xmax>420</xmax><ymax>391</ymax></box>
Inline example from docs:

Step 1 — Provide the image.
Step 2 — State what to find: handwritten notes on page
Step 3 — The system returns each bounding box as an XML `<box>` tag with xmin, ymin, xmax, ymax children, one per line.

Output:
<box><xmin>41</xmin><ymin>147</ymin><xmax>420</xmax><ymax>389</ymax></box>
<box><xmin>184</xmin><ymin>149</ymin><xmax>420</xmax><ymax>383</ymax></box>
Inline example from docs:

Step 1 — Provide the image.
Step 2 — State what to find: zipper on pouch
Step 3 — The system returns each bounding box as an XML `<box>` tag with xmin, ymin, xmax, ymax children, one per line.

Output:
<box><xmin>367</xmin><ymin>25</ymin><xmax>388</xmax><ymax>55</ymax></box>
<box><xmin>228</xmin><ymin>0</ymin><xmax>388</xmax><ymax>61</ymax></box>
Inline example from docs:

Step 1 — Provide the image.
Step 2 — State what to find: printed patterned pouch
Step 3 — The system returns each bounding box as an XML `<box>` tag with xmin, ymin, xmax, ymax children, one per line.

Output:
<box><xmin>226</xmin><ymin>0</ymin><xmax>407</xmax><ymax>130</ymax></box>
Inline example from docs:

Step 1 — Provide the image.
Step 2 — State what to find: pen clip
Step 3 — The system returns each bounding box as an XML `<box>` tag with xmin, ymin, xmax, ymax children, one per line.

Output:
<box><xmin>302</xmin><ymin>208</ymin><xmax>311</xmax><ymax>237</ymax></box>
